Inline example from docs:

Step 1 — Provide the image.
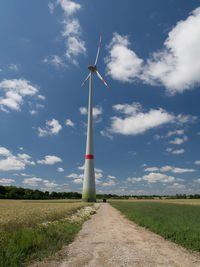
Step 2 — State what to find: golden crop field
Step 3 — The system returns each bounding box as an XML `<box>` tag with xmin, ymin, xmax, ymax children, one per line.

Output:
<box><xmin>0</xmin><ymin>199</ymin><xmax>88</xmax><ymax>231</ymax></box>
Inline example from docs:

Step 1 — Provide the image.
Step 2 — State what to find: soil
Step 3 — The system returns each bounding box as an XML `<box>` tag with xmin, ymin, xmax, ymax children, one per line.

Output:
<box><xmin>30</xmin><ymin>203</ymin><xmax>200</xmax><ymax>267</ymax></box>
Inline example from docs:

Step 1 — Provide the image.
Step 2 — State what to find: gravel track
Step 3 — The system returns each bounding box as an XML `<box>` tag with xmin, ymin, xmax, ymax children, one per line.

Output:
<box><xmin>30</xmin><ymin>203</ymin><xmax>200</xmax><ymax>267</ymax></box>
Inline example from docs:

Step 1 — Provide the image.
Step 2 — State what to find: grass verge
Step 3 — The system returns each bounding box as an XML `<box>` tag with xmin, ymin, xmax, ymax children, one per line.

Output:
<box><xmin>110</xmin><ymin>201</ymin><xmax>200</xmax><ymax>252</ymax></box>
<box><xmin>0</xmin><ymin>205</ymin><xmax>98</xmax><ymax>267</ymax></box>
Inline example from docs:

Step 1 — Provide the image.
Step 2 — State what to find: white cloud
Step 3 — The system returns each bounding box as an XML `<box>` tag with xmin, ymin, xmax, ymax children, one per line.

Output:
<box><xmin>106</xmin><ymin>8</ymin><xmax>200</xmax><ymax>94</ymax></box>
<box><xmin>109</xmin><ymin>102</ymin><xmax>175</xmax><ymax>135</ymax></box>
<box><xmin>95</xmin><ymin>168</ymin><xmax>103</xmax><ymax>173</ymax></box>
<box><xmin>37</xmin><ymin>155</ymin><xmax>62</xmax><ymax>165</ymax></box>
<box><xmin>62</xmin><ymin>18</ymin><xmax>80</xmax><ymax>37</ymax></box>
<box><xmin>23</xmin><ymin>177</ymin><xmax>43</xmax><ymax>187</ymax></box>
<box><xmin>43</xmin><ymin>180</ymin><xmax>58</xmax><ymax>188</ymax></box>
<box><xmin>127</xmin><ymin>177</ymin><xmax>142</xmax><ymax>183</ymax></box>
<box><xmin>57</xmin><ymin>0</ymin><xmax>81</xmax><ymax>15</ymax></box>
<box><xmin>48</xmin><ymin>0</ymin><xmax>85</xmax><ymax>66</ymax></box>
<box><xmin>80</xmin><ymin>106</ymin><xmax>103</xmax><ymax>118</ymax></box>
<box><xmin>195</xmin><ymin>160</ymin><xmax>200</xmax><ymax>165</ymax></box>
<box><xmin>143</xmin><ymin>172</ymin><xmax>175</xmax><ymax>183</ymax></box>
<box><xmin>194</xmin><ymin>179</ymin><xmax>200</xmax><ymax>183</ymax></box>
<box><xmin>145</xmin><ymin>165</ymin><xmax>196</xmax><ymax>174</ymax></box>
<box><xmin>79</xmin><ymin>107</ymin><xmax>87</xmax><ymax>115</ymax></box>
<box><xmin>43</xmin><ymin>55</ymin><xmax>65</xmax><ymax>68</ymax></box>
<box><xmin>0</xmin><ymin>178</ymin><xmax>15</xmax><ymax>184</ymax></box>
<box><xmin>65</xmin><ymin>119</ymin><xmax>75</xmax><ymax>127</ymax></box>
<box><xmin>160</xmin><ymin>166</ymin><xmax>196</xmax><ymax>173</ymax></box>
<box><xmin>108</xmin><ymin>175</ymin><xmax>116</xmax><ymax>179</ymax></box>
<box><xmin>127</xmin><ymin>172</ymin><xmax>175</xmax><ymax>184</ymax></box>
<box><xmin>167</xmin><ymin>129</ymin><xmax>184</xmax><ymax>137</ymax></box>
<box><xmin>144</xmin><ymin>167</ymin><xmax>159</xmax><ymax>172</ymax></box>
<box><xmin>105</xmin><ymin>33</ymin><xmax>143</xmax><ymax>83</ymax></box>
<box><xmin>77</xmin><ymin>164</ymin><xmax>84</xmax><ymax>170</ymax></box>
<box><xmin>0</xmin><ymin>147</ymin><xmax>34</xmax><ymax>171</ymax></box>
<box><xmin>57</xmin><ymin>167</ymin><xmax>64</xmax><ymax>172</ymax></box>
<box><xmin>48</xmin><ymin>2</ymin><xmax>55</xmax><ymax>13</ymax></box>
<box><xmin>38</xmin><ymin>118</ymin><xmax>62</xmax><ymax>137</ymax></box>
<box><xmin>66</xmin><ymin>173</ymin><xmax>83</xmax><ymax>179</ymax></box>
<box><xmin>171</xmin><ymin>149</ymin><xmax>185</xmax><ymax>155</ymax></box>
<box><xmin>73</xmin><ymin>178</ymin><xmax>83</xmax><ymax>184</ymax></box>
<box><xmin>169</xmin><ymin>136</ymin><xmax>188</xmax><ymax>145</ymax></box>
<box><xmin>167</xmin><ymin>183</ymin><xmax>185</xmax><ymax>190</ymax></box>
<box><xmin>0</xmin><ymin>79</ymin><xmax>39</xmax><ymax>112</ymax></box>
<box><xmin>9</xmin><ymin>64</ymin><xmax>19</xmax><ymax>71</ymax></box>
<box><xmin>38</xmin><ymin>94</ymin><xmax>45</xmax><ymax>100</ymax></box>
<box><xmin>102</xmin><ymin>180</ymin><xmax>116</xmax><ymax>186</ymax></box>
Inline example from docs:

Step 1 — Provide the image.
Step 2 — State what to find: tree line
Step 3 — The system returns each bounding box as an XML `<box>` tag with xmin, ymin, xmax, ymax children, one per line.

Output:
<box><xmin>0</xmin><ymin>185</ymin><xmax>200</xmax><ymax>200</ymax></box>
<box><xmin>0</xmin><ymin>185</ymin><xmax>81</xmax><ymax>199</ymax></box>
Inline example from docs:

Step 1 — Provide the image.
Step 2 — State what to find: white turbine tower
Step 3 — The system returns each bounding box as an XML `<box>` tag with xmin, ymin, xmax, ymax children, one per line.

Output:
<box><xmin>81</xmin><ymin>34</ymin><xmax>109</xmax><ymax>202</ymax></box>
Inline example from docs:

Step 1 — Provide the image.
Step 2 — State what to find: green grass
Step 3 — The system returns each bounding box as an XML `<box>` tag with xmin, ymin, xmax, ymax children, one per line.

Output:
<box><xmin>0</xmin><ymin>220</ymin><xmax>81</xmax><ymax>267</ymax></box>
<box><xmin>110</xmin><ymin>201</ymin><xmax>200</xmax><ymax>252</ymax></box>
<box><xmin>0</xmin><ymin>204</ymin><xmax>95</xmax><ymax>267</ymax></box>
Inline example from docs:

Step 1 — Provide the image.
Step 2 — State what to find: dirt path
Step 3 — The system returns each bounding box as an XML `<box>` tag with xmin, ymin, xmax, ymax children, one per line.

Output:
<box><xmin>31</xmin><ymin>203</ymin><xmax>200</xmax><ymax>267</ymax></box>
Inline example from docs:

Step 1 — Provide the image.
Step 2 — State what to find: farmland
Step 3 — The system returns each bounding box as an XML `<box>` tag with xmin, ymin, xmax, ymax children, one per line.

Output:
<box><xmin>110</xmin><ymin>201</ymin><xmax>200</xmax><ymax>252</ymax></box>
<box><xmin>0</xmin><ymin>199</ymin><xmax>95</xmax><ymax>267</ymax></box>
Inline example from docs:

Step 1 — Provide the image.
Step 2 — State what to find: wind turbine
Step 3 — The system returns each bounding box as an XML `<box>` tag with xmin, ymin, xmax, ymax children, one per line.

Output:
<box><xmin>81</xmin><ymin>34</ymin><xmax>109</xmax><ymax>202</ymax></box>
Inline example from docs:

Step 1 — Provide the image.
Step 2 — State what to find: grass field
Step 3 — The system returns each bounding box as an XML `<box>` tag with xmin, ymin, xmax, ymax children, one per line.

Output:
<box><xmin>110</xmin><ymin>198</ymin><xmax>200</xmax><ymax>205</ymax></box>
<box><xmin>110</xmin><ymin>201</ymin><xmax>200</xmax><ymax>252</ymax></box>
<box><xmin>0</xmin><ymin>200</ymin><xmax>95</xmax><ymax>267</ymax></box>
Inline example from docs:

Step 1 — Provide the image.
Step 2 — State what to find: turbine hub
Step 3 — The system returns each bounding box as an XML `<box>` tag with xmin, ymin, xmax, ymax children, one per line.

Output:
<box><xmin>88</xmin><ymin>65</ymin><xmax>97</xmax><ymax>72</ymax></box>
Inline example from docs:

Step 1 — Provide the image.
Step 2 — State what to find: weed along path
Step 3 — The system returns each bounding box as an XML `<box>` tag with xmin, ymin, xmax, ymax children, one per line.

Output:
<box><xmin>31</xmin><ymin>203</ymin><xmax>200</xmax><ymax>267</ymax></box>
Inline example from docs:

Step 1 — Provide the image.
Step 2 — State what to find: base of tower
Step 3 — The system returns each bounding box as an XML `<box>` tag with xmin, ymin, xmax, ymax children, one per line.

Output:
<box><xmin>82</xmin><ymin>189</ymin><xmax>96</xmax><ymax>202</ymax></box>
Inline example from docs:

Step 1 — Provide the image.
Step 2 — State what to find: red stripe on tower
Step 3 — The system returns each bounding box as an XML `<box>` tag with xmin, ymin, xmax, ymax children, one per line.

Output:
<box><xmin>85</xmin><ymin>154</ymin><xmax>94</xmax><ymax>159</ymax></box>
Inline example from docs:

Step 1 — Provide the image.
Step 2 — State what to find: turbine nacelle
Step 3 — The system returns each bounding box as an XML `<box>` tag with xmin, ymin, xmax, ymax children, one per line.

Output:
<box><xmin>88</xmin><ymin>65</ymin><xmax>97</xmax><ymax>72</ymax></box>
<box><xmin>80</xmin><ymin>34</ymin><xmax>109</xmax><ymax>89</ymax></box>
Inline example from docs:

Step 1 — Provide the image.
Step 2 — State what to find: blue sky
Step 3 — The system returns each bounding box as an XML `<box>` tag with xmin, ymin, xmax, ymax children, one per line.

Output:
<box><xmin>0</xmin><ymin>0</ymin><xmax>200</xmax><ymax>195</ymax></box>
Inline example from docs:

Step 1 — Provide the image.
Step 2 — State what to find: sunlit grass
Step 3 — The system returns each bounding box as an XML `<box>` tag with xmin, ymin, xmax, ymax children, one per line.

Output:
<box><xmin>0</xmin><ymin>199</ymin><xmax>86</xmax><ymax>231</ymax></box>
<box><xmin>110</xmin><ymin>201</ymin><xmax>200</xmax><ymax>252</ymax></box>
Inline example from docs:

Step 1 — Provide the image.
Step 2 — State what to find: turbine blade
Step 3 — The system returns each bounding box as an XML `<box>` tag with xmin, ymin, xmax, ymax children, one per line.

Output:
<box><xmin>80</xmin><ymin>73</ymin><xmax>90</xmax><ymax>88</ymax></box>
<box><xmin>95</xmin><ymin>71</ymin><xmax>109</xmax><ymax>88</ymax></box>
<box><xmin>94</xmin><ymin>34</ymin><xmax>102</xmax><ymax>66</ymax></box>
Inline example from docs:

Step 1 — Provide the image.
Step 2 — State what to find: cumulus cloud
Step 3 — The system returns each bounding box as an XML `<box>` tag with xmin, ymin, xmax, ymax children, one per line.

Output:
<box><xmin>66</xmin><ymin>168</ymin><xmax>103</xmax><ymax>185</ymax></box>
<box><xmin>43</xmin><ymin>55</ymin><xmax>65</xmax><ymax>68</ymax></box>
<box><xmin>0</xmin><ymin>147</ymin><xmax>35</xmax><ymax>171</ymax></box>
<box><xmin>127</xmin><ymin>172</ymin><xmax>175</xmax><ymax>183</ymax></box>
<box><xmin>144</xmin><ymin>167</ymin><xmax>159</xmax><ymax>172</ymax></box>
<box><xmin>106</xmin><ymin>102</ymin><xmax>195</xmax><ymax>136</ymax></box>
<box><xmin>106</xmin><ymin>7</ymin><xmax>200</xmax><ymax>94</ymax></box>
<box><xmin>23</xmin><ymin>177</ymin><xmax>43</xmax><ymax>187</ymax></box>
<box><xmin>169</xmin><ymin>136</ymin><xmax>188</xmax><ymax>145</ymax></box>
<box><xmin>108</xmin><ymin>175</ymin><xmax>116</xmax><ymax>179</ymax></box>
<box><xmin>38</xmin><ymin>119</ymin><xmax>62</xmax><ymax>136</ymax></box>
<box><xmin>37</xmin><ymin>155</ymin><xmax>62</xmax><ymax>165</ymax></box>
<box><xmin>105</xmin><ymin>33</ymin><xmax>143</xmax><ymax>83</ymax></box>
<box><xmin>171</xmin><ymin>149</ymin><xmax>185</xmax><ymax>155</ymax></box>
<box><xmin>57</xmin><ymin>167</ymin><xmax>64</xmax><ymax>172</ymax></box>
<box><xmin>9</xmin><ymin>64</ymin><xmax>19</xmax><ymax>71</ymax></box>
<box><xmin>80</xmin><ymin>106</ymin><xmax>103</xmax><ymax>119</ymax></box>
<box><xmin>102</xmin><ymin>179</ymin><xmax>116</xmax><ymax>187</ymax></box>
<box><xmin>167</xmin><ymin>183</ymin><xmax>185</xmax><ymax>190</ymax></box>
<box><xmin>146</xmin><ymin>165</ymin><xmax>196</xmax><ymax>173</ymax></box>
<box><xmin>195</xmin><ymin>160</ymin><xmax>200</xmax><ymax>165</ymax></box>
<box><xmin>48</xmin><ymin>0</ymin><xmax>85</xmax><ymax>65</ymax></box>
<box><xmin>0</xmin><ymin>79</ymin><xmax>39</xmax><ymax>112</ymax></box>
<box><xmin>0</xmin><ymin>178</ymin><xmax>15</xmax><ymax>185</ymax></box>
<box><xmin>65</xmin><ymin>118</ymin><xmax>75</xmax><ymax>127</ymax></box>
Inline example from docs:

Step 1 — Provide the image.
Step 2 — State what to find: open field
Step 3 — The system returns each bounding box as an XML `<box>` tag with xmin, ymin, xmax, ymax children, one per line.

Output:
<box><xmin>0</xmin><ymin>199</ymin><xmax>86</xmax><ymax>231</ymax></box>
<box><xmin>0</xmin><ymin>199</ymin><xmax>95</xmax><ymax>267</ymax></box>
<box><xmin>110</xmin><ymin>201</ymin><xmax>200</xmax><ymax>252</ymax></box>
<box><xmin>109</xmin><ymin>198</ymin><xmax>200</xmax><ymax>205</ymax></box>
